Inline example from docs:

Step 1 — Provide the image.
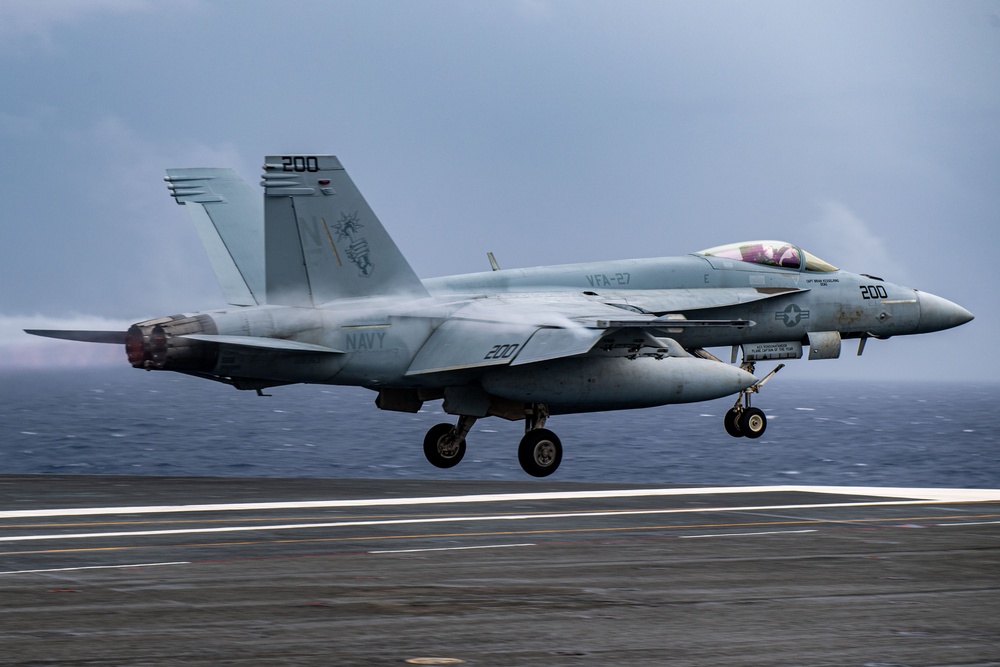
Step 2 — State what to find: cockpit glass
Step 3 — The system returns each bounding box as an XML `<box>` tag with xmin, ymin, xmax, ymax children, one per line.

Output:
<box><xmin>698</xmin><ymin>241</ymin><xmax>838</xmax><ymax>272</ymax></box>
<box><xmin>802</xmin><ymin>250</ymin><xmax>838</xmax><ymax>272</ymax></box>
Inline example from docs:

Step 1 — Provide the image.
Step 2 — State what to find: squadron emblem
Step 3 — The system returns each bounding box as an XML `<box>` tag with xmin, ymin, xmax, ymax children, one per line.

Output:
<box><xmin>333</xmin><ymin>211</ymin><xmax>373</xmax><ymax>276</ymax></box>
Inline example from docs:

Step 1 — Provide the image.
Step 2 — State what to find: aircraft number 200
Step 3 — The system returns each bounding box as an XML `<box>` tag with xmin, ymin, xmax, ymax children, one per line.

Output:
<box><xmin>859</xmin><ymin>285</ymin><xmax>888</xmax><ymax>300</ymax></box>
<box><xmin>484</xmin><ymin>343</ymin><xmax>520</xmax><ymax>360</ymax></box>
<box><xmin>281</xmin><ymin>156</ymin><xmax>320</xmax><ymax>172</ymax></box>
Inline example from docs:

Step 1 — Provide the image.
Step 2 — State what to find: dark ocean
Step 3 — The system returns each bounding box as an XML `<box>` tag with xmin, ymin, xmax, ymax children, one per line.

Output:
<box><xmin>2</xmin><ymin>368</ymin><xmax>998</xmax><ymax>488</ymax></box>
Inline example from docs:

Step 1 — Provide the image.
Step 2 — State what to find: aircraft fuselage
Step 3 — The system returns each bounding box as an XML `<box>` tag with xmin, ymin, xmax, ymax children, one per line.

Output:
<box><xmin>27</xmin><ymin>156</ymin><xmax>974</xmax><ymax>477</ymax></box>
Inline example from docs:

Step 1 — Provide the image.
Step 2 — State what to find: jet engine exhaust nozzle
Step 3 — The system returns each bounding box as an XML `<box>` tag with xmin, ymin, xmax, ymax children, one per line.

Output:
<box><xmin>126</xmin><ymin>314</ymin><xmax>218</xmax><ymax>371</ymax></box>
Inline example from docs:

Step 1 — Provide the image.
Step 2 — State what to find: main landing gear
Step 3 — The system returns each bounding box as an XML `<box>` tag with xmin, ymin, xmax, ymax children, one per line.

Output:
<box><xmin>422</xmin><ymin>415</ymin><xmax>475</xmax><ymax>469</ymax></box>
<box><xmin>724</xmin><ymin>362</ymin><xmax>784</xmax><ymax>439</ymax></box>
<box><xmin>423</xmin><ymin>403</ymin><xmax>563</xmax><ymax>478</ymax></box>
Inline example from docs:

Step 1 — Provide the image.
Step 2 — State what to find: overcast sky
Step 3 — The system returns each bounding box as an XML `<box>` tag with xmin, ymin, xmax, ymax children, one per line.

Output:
<box><xmin>1</xmin><ymin>0</ymin><xmax>996</xmax><ymax>383</ymax></box>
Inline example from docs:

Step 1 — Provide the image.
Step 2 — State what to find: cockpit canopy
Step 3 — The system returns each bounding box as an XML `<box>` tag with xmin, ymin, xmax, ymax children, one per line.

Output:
<box><xmin>698</xmin><ymin>240</ymin><xmax>838</xmax><ymax>273</ymax></box>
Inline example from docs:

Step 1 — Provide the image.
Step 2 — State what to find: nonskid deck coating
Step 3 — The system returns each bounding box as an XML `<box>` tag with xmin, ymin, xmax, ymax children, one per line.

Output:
<box><xmin>1</xmin><ymin>475</ymin><xmax>998</xmax><ymax>665</ymax></box>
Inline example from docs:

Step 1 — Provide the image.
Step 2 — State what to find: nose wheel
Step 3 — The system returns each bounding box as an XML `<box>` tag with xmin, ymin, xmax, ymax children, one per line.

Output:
<box><xmin>726</xmin><ymin>405</ymin><xmax>767</xmax><ymax>438</ymax></box>
<box><xmin>724</xmin><ymin>406</ymin><xmax>744</xmax><ymax>437</ymax></box>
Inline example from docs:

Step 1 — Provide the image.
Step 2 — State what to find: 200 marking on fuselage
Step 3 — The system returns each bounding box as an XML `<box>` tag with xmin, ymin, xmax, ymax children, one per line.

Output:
<box><xmin>859</xmin><ymin>285</ymin><xmax>889</xmax><ymax>300</ymax></box>
<box><xmin>484</xmin><ymin>343</ymin><xmax>520</xmax><ymax>360</ymax></box>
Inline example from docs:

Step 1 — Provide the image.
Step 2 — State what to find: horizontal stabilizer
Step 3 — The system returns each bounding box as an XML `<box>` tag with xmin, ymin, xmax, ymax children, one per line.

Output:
<box><xmin>179</xmin><ymin>334</ymin><xmax>344</xmax><ymax>354</ymax></box>
<box><xmin>25</xmin><ymin>329</ymin><xmax>126</xmax><ymax>344</ymax></box>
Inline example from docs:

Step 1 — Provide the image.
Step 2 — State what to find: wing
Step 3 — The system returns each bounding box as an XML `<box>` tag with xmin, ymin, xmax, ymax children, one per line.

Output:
<box><xmin>404</xmin><ymin>293</ymin><xmax>755</xmax><ymax>377</ymax></box>
<box><xmin>406</xmin><ymin>317</ymin><xmax>605</xmax><ymax>376</ymax></box>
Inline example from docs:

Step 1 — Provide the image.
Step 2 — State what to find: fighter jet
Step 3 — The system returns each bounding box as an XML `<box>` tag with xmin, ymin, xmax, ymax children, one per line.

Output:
<box><xmin>27</xmin><ymin>155</ymin><xmax>974</xmax><ymax>477</ymax></box>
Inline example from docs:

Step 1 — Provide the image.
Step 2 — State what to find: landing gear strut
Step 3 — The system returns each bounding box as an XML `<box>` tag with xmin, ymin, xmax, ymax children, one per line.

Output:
<box><xmin>724</xmin><ymin>362</ymin><xmax>783</xmax><ymax>439</ymax></box>
<box><xmin>421</xmin><ymin>404</ymin><xmax>563</xmax><ymax>477</ymax></box>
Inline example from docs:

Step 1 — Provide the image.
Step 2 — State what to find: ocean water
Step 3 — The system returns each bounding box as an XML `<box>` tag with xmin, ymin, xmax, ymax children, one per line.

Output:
<box><xmin>2</xmin><ymin>368</ymin><xmax>998</xmax><ymax>488</ymax></box>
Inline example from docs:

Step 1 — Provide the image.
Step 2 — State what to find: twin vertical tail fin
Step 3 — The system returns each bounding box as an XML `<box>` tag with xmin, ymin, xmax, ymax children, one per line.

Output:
<box><xmin>262</xmin><ymin>155</ymin><xmax>428</xmax><ymax>306</ymax></box>
<box><xmin>27</xmin><ymin>155</ymin><xmax>423</xmax><ymax>347</ymax></box>
<box><xmin>165</xmin><ymin>168</ymin><xmax>265</xmax><ymax>306</ymax></box>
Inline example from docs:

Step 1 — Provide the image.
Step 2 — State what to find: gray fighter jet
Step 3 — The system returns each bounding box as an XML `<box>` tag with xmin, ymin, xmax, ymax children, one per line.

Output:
<box><xmin>27</xmin><ymin>155</ymin><xmax>974</xmax><ymax>476</ymax></box>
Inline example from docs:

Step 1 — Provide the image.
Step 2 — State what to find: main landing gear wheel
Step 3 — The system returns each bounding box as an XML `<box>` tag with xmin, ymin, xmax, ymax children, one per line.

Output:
<box><xmin>518</xmin><ymin>428</ymin><xmax>562</xmax><ymax>478</ymax></box>
<box><xmin>423</xmin><ymin>423</ymin><xmax>466</xmax><ymax>468</ymax></box>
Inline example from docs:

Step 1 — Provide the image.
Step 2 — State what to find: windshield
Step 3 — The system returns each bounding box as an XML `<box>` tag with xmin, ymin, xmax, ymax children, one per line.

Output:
<box><xmin>698</xmin><ymin>241</ymin><xmax>838</xmax><ymax>272</ymax></box>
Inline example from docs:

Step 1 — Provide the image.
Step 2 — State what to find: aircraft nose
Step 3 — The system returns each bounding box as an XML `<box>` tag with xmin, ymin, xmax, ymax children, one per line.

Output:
<box><xmin>916</xmin><ymin>291</ymin><xmax>974</xmax><ymax>334</ymax></box>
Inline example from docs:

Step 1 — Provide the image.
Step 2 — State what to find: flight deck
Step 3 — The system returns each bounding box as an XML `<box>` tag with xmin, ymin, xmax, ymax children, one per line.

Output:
<box><xmin>1</xmin><ymin>475</ymin><xmax>998</xmax><ymax>665</ymax></box>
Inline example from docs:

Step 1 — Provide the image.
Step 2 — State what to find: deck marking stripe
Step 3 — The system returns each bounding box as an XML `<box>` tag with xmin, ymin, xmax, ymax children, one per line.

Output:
<box><xmin>0</xmin><ymin>499</ymin><xmax>965</xmax><ymax>543</ymax></box>
<box><xmin>2</xmin><ymin>485</ymin><xmax>998</xmax><ymax>519</ymax></box>
<box><xmin>936</xmin><ymin>520</ymin><xmax>1000</xmax><ymax>526</ymax></box>
<box><xmin>1</xmin><ymin>512</ymin><xmax>988</xmax><ymax>558</ymax></box>
<box><xmin>369</xmin><ymin>543</ymin><xmax>536</xmax><ymax>554</ymax></box>
<box><xmin>679</xmin><ymin>529</ymin><xmax>818</xmax><ymax>539</ymax></box>
<box><xmin>0</xmin><ymin>561</ymin><xmax>190</xmax><ymax>575</ymax></box>
<box><xmin>0</xmin><ymin>518</ymin><xmax>838</xmax><ymax>556</ymax></box>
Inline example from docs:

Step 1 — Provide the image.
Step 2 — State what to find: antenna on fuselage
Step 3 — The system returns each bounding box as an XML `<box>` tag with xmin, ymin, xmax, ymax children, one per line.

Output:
<box><xmin>487</xmin><ymin>252</ymin><xmax>500</xmax><ymax>271</ymax></box>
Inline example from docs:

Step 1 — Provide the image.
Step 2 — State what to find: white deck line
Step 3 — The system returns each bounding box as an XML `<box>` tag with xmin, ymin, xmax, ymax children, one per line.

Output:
<box><xmin>0</xmin><ymin>499</ymin><xmax>956</xmax><ymax>543</ymax></box>
<box><xmin>1</xmin><ymin>485</ymin><xmax>998</xmax><ymax>520</ymax></box>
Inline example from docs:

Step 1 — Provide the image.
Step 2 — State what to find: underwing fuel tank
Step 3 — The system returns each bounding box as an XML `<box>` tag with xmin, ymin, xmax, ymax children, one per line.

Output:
<box><xmin>481</xmin><ymin>356</ymin><xmax>758</xmax><ymax>412</ymax></box>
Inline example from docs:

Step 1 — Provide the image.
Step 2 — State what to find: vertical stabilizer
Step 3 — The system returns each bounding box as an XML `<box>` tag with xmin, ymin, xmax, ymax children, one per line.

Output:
<box><xmin>165</xmin><ymin>168</ymin><xmax>264</xmax><ymax>306</ymax></box>
<box><xmin>262</xmin><ymin>155</ymin><xmax>428</xmax><ymax>306</ymax></box>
